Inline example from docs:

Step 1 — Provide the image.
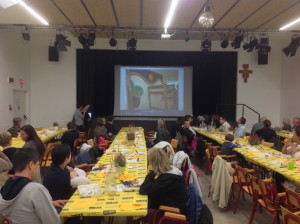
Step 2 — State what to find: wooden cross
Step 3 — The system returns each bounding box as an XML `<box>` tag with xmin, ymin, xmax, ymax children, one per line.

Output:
<box><xmin>239</xmin><ymin>64</ymin><xmax>253</xmax><ymax>83</ymax></box>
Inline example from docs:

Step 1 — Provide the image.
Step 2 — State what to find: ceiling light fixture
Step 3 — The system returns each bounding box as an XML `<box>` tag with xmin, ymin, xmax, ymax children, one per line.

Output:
<box><xmin>127</xmin><ymin>33</ymin><xmax>137</xmax><ymax>51</ymax></box>
<box><xmin>109</xmin><ymin>37</ymin><xmax>117</xmax><ymax>47</ymax></box>
<box><xmin>279</xmin><ymin>18</ymin><xmax>300</xmax><ymax>30</ymax></box>
<box><xmin>184</xmin><ymin>30</ymin><xmax>190</xmax><ymax>42</ymax></box>
<box><xmin>161</xmin><ymin>29</ymin><xmax>171</xmax><ymax>39</ymax></box>
<box><xmin>282</xmin><ymin>34</ymin><xmax>300</xmax><ymax>57</ymax></box>
<box><xmin>201</xmin><ymin>34</ymin><xmax>211</xmax><ymax>52</ymax></box>
<box><xmin>220</xmin><ymin>34</ymin><xmax>228</xmax><ymax>48</ymax></box>
<box><xmin>243</xmin><ymin>36</ymin><xmax>258</xmax><ymax>52</ymax></box>
<box><xmin>55</xmin><ymin>32</ymin><xmax>71</xmax><ymax>52</ymax></box>
<box><xmin>231</xmin><ymin>34</ymin><xmax>244</xmax><ymax>49</ymax></box>
<box><xmin>22</xmin><ymin>26</ymin><xmax>30</xmax><ymax>41</ymax></box>
<box><xmin>18</xmin><ymin>0</ymin><xmax>49</xmax><ymax>25</ymax></box>
<box><xmin>257</xmin><ymin>35</ymin><xmax>271</xmax><ymax>55</ymax></box>
<box><xmin>164</xmin><ymin>0</ymin><xmax>179</xmax><ymax>30</ymax></box>
<box><xmin>199</xmin><ymin>0</ymin><xmax>214</xmax><ymax>28</ymax></box>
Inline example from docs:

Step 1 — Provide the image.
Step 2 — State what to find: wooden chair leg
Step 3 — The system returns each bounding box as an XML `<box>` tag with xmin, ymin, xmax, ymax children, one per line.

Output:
<box><xmin>248</xmin><ymin>200</ymin><xmax>257</xmax><ymax>224</ymax></box>
<box><xmin>233</xmin><ymin>188</ymin><xmax>242</xmax><ymax>214</ymax></box>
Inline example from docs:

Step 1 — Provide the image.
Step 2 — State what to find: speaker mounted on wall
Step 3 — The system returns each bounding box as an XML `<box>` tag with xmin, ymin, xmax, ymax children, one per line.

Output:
<box><xmin>258</xmin><ymin>54</ymin><xmax>268</xmax><ymax>65</ymax></box>
<box><xmin>48</xmin><ymin>46</ymin><xmax>59</xmax><ymax>62</ymax></box>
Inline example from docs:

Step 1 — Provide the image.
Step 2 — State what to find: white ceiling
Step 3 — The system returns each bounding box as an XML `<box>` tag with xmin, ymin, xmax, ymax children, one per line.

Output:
<box><xmin>1</xmin><ymin>0</ymin><xmax>300</xmax><ymax>39</ymax></box>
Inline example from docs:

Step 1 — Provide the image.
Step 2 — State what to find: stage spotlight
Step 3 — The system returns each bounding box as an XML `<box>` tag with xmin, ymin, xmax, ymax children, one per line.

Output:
<box><xmin>257</xmin><ymin>36</ymin><xmax>271</xmax><ymax>55</ymax></box>
<box><xmin>127</xmin><ymin>36</ymin><xmax>137</xmax><ymax>51</ymax></box>
<box><xmin>231</xmin><ymin>34</ymin><xmax>243</xmax><ymax>49</ymax></box>
<box><xmin>55</xmin><ymin>33</ymin><xmax>71</xmax><ymax>52</ymax></box>
<box><xmin>109</xmin><ymin>37</ymin><xmax>117</xmax><ymax>47</ymax></box>
<box><xmin>220</xmin><ymin>39</ymin><xmax>228</xmax><ymax>48</ymax></box>
<box><xmin>243</xmin><ymin>36</ymin><xmax>258</xmax><ymax>52</ymax></box>
<box><xmin>78</xmin><ymin>33</ymin><xmax>89</xmax><ymax>49</ymax></box>
<box><xmin>201</xmin><ymin>38</ymin><xmax>211</xmax><ymax>52</ymax></box>
<box><xmin>282</xmin><ymin>34</ymin><xmax>300</xmax><ymax>57</ymax></box>
<box><xmin>88</xmin><ymin>32</ymin><xmax>96</xmax><ymax>46</ymax></box>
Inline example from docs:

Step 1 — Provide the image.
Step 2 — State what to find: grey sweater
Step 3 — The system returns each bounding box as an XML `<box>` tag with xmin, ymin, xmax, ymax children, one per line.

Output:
<box><xmin>0</xmin><ymin>182</ymin><xmax>60</xmax><ymax>224</ymax></box>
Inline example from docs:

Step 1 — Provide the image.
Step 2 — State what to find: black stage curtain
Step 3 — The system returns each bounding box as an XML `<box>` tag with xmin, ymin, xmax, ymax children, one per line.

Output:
<box><xmin>76</xmin><ymin>50</ymin><xmax>237</xmax><ymax>118</ymax></box>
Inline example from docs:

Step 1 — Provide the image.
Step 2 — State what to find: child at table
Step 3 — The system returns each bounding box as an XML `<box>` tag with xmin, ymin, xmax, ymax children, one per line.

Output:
<box><xmin>282</xmin><ymin>126</ymin><xmax>300</xmax><ymax>159</ymax></box>
<box><xmin>220</xmin><ymin>134</ymin><xmax>241</xmax><ymax>155</ymax></box>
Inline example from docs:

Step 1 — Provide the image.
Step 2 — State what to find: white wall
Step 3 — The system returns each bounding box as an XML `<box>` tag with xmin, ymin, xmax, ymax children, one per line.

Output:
<box><xmin>0</xmin><ymin>29</ymin><xmax>293</xmax><ymax>131</ymax></box>
<box><xmin>0</xmin><ymin>29</ymin><xmax>30</xmax><ymax>131</ymax></box>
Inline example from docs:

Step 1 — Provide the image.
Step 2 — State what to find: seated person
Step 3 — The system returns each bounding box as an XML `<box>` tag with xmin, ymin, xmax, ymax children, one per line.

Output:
<box><xmin>153</xmin><ymin>141</ymin><xmax>175</xmax><ymax>163</ymax></box>
<box><xmin>7</xmin><ymin>117</ymin><xmax>22</xmax><ymax>138</ymax></box>
<box><xmin>0</xmin><ymin>132</ymin><xmax>15</xmax><ymax>185</ymax></box>
<box><xmin>94</xmin><ymin>118</ymin><xmax>110</xmax><ymax>144</ymax></box>
<box><xmin>43</xmin><ymin>144</ymin><xmax>89</xmax><ymax>212</ymax></box>
<box><xmin>292</xmin><ymin>117</ymin><xmax>300</xmax><ymax>130</ymax></box>
<box><xmin>0</xmin><ymin>148</ymin><xmax>61</xmax><ymax>223</ymax></box>
<box><xmin>170</xmin><ymin>117</ymin><xmax>182</xmax><ymax>139</ymax></box>
<box><xmin>220</xmin><ymin>134</ymin><xmax>241</xmax><ymax>155</ymax></box>
<box><xmin>136</xmin><ymin>148</ymin><xmax>187</xmax><ymax>223</ymax></box>
<box><xmin>255</xmin><ymin>119</ymin><xmax>277</xmax><ymax>142</ymax></box>
<box><xmin>147</xmin><ymin>119</ymin><xmax>170</xmax><ymax>148</ymax></box>
<box><xmin>61</xmin><ymin>121</ymin><xmax>79</xmax><ymax>149</ymax></box>
<box><xmin>184</xmin><ymin>115</ymin><xmax>196</xmax><ymax>135</ymax></box>
<box><xmin>251</xmin><ymin>116</ymin><xmax>267</xmax><ymax>134</ymax></box>
<box><xmin>282</xmin><ymin>126</ymin><xmax>300</xmax><ymax>159</ymax></box>
<box><xmin>179</xmin><ymin>119</ymin><xmax>195</xmax><ymax>144</ymax></box>
<box><xmin>105</xmin><ymin>115</ymin><xmax>118</xmax><ymax>137</ymax></box>
<box><xmin>217</xmin><ymin>116</ymin><xmax>231</xmax><ymax>133</ymax></box>
<box><xmin>233</xmin><ymin>117</ymin><xmax>246</xmax><ymax>138</ymax></box>
<box><xmin>282</xmin><ymin>118</ymin><xmax>292</xmax><ymax>132</ymax></box>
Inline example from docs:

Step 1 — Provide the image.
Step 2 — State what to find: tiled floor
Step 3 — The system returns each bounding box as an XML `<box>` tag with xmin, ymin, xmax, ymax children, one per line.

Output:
<box><xmin>108</xmin><ymin>166</ymin><xmax>279</xmax><ymax>224</ymax></box>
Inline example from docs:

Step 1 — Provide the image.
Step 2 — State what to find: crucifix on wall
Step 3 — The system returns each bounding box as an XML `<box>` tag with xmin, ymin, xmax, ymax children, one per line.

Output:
<box><xmin>239</xmin><ymin>64</ymin><xmax>253</xmax><ymax>83</ymax></box>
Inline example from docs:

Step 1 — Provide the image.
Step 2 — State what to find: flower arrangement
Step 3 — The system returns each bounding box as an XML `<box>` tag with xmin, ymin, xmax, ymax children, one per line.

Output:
<box><xmin>115</xmin><ymin>153</ymin><xmax>126</xmax><ymax>167</ymax></box>
<box><xmin>248</xmin><ymin>134</ymin><xmax>261</xmax><ymax>146</ymax></box>
<box><xmin>126</xmin><ymin>131</ymin><xmax>135</xmax><ymax>141</ymax></box>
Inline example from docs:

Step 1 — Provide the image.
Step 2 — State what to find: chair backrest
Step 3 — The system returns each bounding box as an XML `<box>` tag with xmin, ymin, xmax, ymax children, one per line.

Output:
<box><xmin>181</xmin><ymin>157</ymin><xmax>189</xmax><ymax>174</ymax></box>
<box><xmin>249</xmin><ymin>173</ymin><xmax>260</xmax><ymax>199</ymax></box>
<box><xmin>41</xmin><ymin>142</ymin><xmax>61</xmax><ymax>166</ymax></box>
<box><xmin>236</xmin><ymin>165</ymin><xmax>253</xmax><ymax>194</ymax></box>
<box><xmin>283</xmin><ymin>184</ymin><xmax>300</xmax><ymax>211</ymax></box>
<box><xmin>261</xmin><ymin>141</ymin><xmax>274</xmax><ymax>148</ymax></box>
<box><xmin>158</xmin><ymin>212</ymin><xmax>188</xmax><ymax>224</ymax></box>
<box><xmin>281</xmin><ymin>205</ymin><xmax>300</xmax><ymax>224</ymax></box>
<box><xmin>257</xmin><ymin>178</ymin><xmax>279</xmax><ymax>211</ymax></box>
<box><xmin>170</xmin><ymin>139</ymin><xmax>179</xmax><ymax>152</ymax></box>
<box><xmin>87</xmin><ymin>139</ymin><xmax>94</xmax><ymax>147</ymax></box>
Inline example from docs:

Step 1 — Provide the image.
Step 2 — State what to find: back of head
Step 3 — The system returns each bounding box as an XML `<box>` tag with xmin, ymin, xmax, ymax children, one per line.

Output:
<box><xmin>225</xmin><ymin>134</ymin><xmax>235</xmax><ymax>142</ymax></box>
<box><xmin>67</xmin><ymin>121</ymin><xmax>76</xmax><ymax>130</ymax></box>
<box><xmin>157</xmin><ymin>119</ymin><xmax>167</xmax><ymax>130</ymax></box>
<box><xmin>260</xmin><ymin>116</ymin><xmax>267</xmax><ymax>122</ymax></box>
<box><xmin>263</xmin><ymin>119</ymin><xmax>271</xmax><ymax>128</ymax></box>
<box><xmin>283</xmin><ymin>118</ymin><xmax>290</xmax><ymax>126</ymax></box>
<box><xmin>97</xmin><ymin>118</ymin><xmax>105</xmax><ymax>126</ymax></box>
<box><xmin>106</xmin><ymin>115</ymin><xmax>114</xmax><ymax>122</ymax></box>
<box><xmin>295</xmin><ymin>126</ymin><xmax>300</xmax><ymax>137</ymax></box>
<box><xmin>51</xmin><ymin>144</ymin><xmax>71</xmax><ymax>166</ymax></box>
<box><xmin>148</xmin><ymin>148</ymin><xmax>172</xmax><ymax>174</ymax></box>
<box><xmin>13</xmin><ymin>117</ymin><xmax>22</xmax><ymax>126</ymax></box>
<box><xmin>13</xmin><ymin>148</ymin><xmax>39</xmax><ymax>173</ymax></box>
<box><xmin>240</xmin><ymin>117</ymin><xmax>246</xmax><ymax>125</ymax></box>
<box><xmin>0</xmin><ymin>131</ymin><xmax>12</xmax><ymax>147</ymax></box>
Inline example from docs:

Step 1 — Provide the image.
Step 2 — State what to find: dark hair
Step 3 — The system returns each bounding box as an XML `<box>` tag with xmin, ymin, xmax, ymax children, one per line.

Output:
<box><xmin>13</xmin><ymin>117</ymin><xmax>22</xmax><ymax>126</ymax></box>
<box><xmin>225</xmin><ymin>134</ymin><xmax>235</xmax><ymax>142</ymax></box>
<box><xmin>67</xmin><ymin>122</ymin><xmax>76</xmax><ymax>130</ymax></box>
<box><xmin>182</xmin><ymin>118</ymin><xmax>189</xmax><ymax>123</ymax></box>
<box><xmin>106</xmin><ymin>115</ymin><xmax>114</xmax><ymax>122</ymax></box>
<box><xmin>51</xmin><ymin>144</ymin><xmax>71</xmax><ymax>166</ymax></box>
<box><xmin>220</xmin><ymin>115</ymin><xmax>227</xmax><ymax>121</ymax></box>
<box><xmin>21</xmin><ymin>125</ymin><xmax>45</xmax><ymax>158</ymax></box>
<box><xmin>263</xmin><ymin>119</ymin><xmax>271</xmax><ymax>128</ymax></box>
<box><xmin>240</xmin><ymin>117</ymin><xmax>246</xmax><ymax>125</ymax></box>
<box><xmin>184</xmin><ymin>115</ymin><xmax>192</xmax><ymax>120</ymax></box>
<box><xmin>295</xmin><ymin>126</ymin><xmax>300</xmax><ymax>137</ymax></box>
<box><xmin>13</xmin><ymin>148</ymin><xmax>39</xmax><ymax>173</ymax></box>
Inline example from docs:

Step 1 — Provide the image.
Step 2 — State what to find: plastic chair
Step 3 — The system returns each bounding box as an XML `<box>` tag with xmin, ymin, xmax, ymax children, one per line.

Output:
<box><xmin>152</xmin><ymin>205</ymin><xmax>181</xmax><ymax>224</ymax></box>
<box><xmin>170</xmin><ymin>139</ymin><xmax>179</xmax><ymax>152</ymax></box>
<box><xmin>158</xmin><ymin>212</ymin><xmax>188</xmax><ymax>224</ymax></box>
<box><xmin>281</xmin><ymin>206</ymin><xmax>300</xmax><ymax>224</ymax></box>
<box><xmin>41</xmin><ymin>141</ymin><xmax>61</xmax><ymax>175</ymax></box>
<box><xmin>232</xmin><ymin>165</ymin><xmax>256</xmax><ymax>213</ymax></box>
<box><xmin>282</xmin><ymin>184</ymin><xmax>300</xmax><ymax>212</ymax></box>
<box><xmin>87</xmin><ymin>139</ymin><xmax>94</xmax><ymax>147</ymax></box>
<box><xmin>249</xmin><ymin>175</ymin><xmax>286</xmax><ymax>224</ymax></box>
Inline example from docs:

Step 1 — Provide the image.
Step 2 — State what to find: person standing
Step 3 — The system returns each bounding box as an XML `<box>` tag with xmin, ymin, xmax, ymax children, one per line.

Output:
<box><xmin>73</xmin><ymin>106</ymin><xmax>85</xmax><ymax>132</ymax></box>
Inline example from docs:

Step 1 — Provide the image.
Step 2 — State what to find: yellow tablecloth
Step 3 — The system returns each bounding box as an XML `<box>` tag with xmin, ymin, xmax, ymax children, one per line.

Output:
<box><xmin>276</xmin><ymin>131</ymin><xmax>292</xmax><ymax>139</ymax></box>
<box><xmin>61</xmin><ymin>127</ymin><xmax>148</xmax><ymax>217</ymax></box>
<box><xmin>195</xmin><ymin>129</ymin><xmax>300</xmax><ymax>185</ymax></box>
<box><xmin>11</xmin><ymin>127</ymin><xmax>67</xmax><ymax>148</ymax></box>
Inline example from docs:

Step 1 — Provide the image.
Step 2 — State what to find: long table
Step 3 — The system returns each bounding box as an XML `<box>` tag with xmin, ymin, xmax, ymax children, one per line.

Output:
<box><xmin>11</xmin><ymin>127</ymin><xmax>67</xmax><ymax>148</ymax></box>
<box><xmin>194</xmin><ymin>128</ymin><xmax>300</xmax><ymax>185</ymax></box>
<box><xmin>61</xmin><ymin>127</ymin><xmax>148</xmax><ymax>218</ymax></box>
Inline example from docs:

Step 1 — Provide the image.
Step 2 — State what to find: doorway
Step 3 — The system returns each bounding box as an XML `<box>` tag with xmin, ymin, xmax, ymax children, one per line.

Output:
<box><xmin>13</xmin><ymin>90</ymin><xmax>27</xmax><ymax>123</ymax></box>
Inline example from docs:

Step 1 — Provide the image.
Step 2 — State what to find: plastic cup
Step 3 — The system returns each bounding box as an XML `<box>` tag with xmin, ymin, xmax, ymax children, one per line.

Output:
<box><xmin>288</xmin><ymin>161</ymin><xmax>295</xmax><ymax>170</ymax></box>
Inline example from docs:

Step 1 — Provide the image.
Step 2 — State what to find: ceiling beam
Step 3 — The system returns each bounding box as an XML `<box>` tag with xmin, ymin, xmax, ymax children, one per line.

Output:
<box><xmin>213</xmin><ymin>0</ymin><xmax>240</xmax><ymax>28</ymax></box>
<box><xmin>80</xmin><ymin>0</ymin><xmax>96</xmax><ymax>26</ymax></box>
<box><xmin>110</xmin><ymin>0</ymin><xmax>119</xmax><ymax>27</ymax></box>
<box><xmin>50</xmin><ymin>0</ymin><xmax>73</xmax><ymax>25</ymax></box>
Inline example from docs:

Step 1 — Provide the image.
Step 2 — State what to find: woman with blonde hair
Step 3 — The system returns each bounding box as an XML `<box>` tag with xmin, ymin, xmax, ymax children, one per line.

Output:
<box><xmin>136</xmin><ymin>148</ymin><xmax>187</xmax><ymax>223</ymax></box>
<box><xmin>0</xmin><ymin>132</ymin><xmax>14</xmax><ymax>186</ymax></box>
<box><xmin>282</xmin><ymin>118</ymin><xmax>292</xmax><ymax>132</ymax></box>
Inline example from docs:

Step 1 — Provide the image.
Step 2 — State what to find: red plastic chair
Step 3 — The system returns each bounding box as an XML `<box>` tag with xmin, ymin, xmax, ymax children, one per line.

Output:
<box><xmin>281</xmin><ymin>206</ymin><xmax>300</xmax><ymax>224</ymax></box>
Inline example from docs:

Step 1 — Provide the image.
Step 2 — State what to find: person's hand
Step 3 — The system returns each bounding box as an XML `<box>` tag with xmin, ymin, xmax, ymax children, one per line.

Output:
<box><xmin>52</xmin><ymin>200</ymin><xmax>68</xmax><ymax>208</ymax></box>
<box><xmin>66</xmin><ymin>166</ymin><xmax>74</xmax><ymax>172</ymax></box>
<box><xmin>154</xmin><ymin>173</ymin><xmax>160</xmax><ymax>179</ymax></box>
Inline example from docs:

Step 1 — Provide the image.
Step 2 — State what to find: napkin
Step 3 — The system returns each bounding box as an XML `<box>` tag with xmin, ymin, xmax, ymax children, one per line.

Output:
<box><xmin>96</xmin><ymin>172</ymin><xmax>108</xmax><ymax>178</ymax></box>
<box><xmin>69</xmin><ymin>198</ymin><xmax>97</xmax><ymax>209</ymax></box>
<box><xmin>119</xmin><ymin>203</ymin><xmax>143</xmax><ymax>211</ymax></box>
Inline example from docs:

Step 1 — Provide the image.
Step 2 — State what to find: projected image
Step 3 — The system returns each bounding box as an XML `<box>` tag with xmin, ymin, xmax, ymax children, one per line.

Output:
<box><xmin>125</xmin><ymin>69</ymin><xmax>179</xmax><ymax>111</ymax></box>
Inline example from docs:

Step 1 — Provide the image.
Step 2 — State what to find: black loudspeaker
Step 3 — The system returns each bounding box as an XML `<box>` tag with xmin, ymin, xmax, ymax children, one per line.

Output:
<box><xmin>48</xmin><ymin>46</ymin><xmax>59</xmax><ymax>62</ymax></box>
<box><xmin>258</xmin><ymin>54</ymin><xmax>268</xmax><ymax>65</ymax></box>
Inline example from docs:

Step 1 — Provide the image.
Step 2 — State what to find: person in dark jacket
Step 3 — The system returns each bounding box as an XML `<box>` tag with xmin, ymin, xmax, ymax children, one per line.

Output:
<box><xmin>7</xmin><ymin>117</ymin><xmax>22</xmax><ymax>138</ymax></box>
<box><xmin>136</xmin><ymin>148</ymin><xmax>187</xmax><ymax>223</ymax></box>
<box><xmin>105</xmin><ymin>115</ymin><xmax>118</xmax><ymax>137</ymax></box>
<box><xmin>179</xmin><ymin>119</ymin><xmax>195</xmax><ymax>144</ymax></box>
<box><xmin>61</xmin><ymin>122</ymin><xmax>79</xmax><ymax>149</ymax></box>
<box><xmin>220</xmin><ymin>134</ymin><xmax>241</xmax><ymax>155</ymax></box>
<box><xmin>255</xmin><ymin>119</ymin><xmax>277</xmax><ymax>142</ymax></box>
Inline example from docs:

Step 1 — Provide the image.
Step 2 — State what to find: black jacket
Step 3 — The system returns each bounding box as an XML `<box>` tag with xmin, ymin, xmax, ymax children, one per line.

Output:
<box><xmin>139</xmin><ymin>169</ymin><xmax>187</xmax><ymax>214</ymax></box>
